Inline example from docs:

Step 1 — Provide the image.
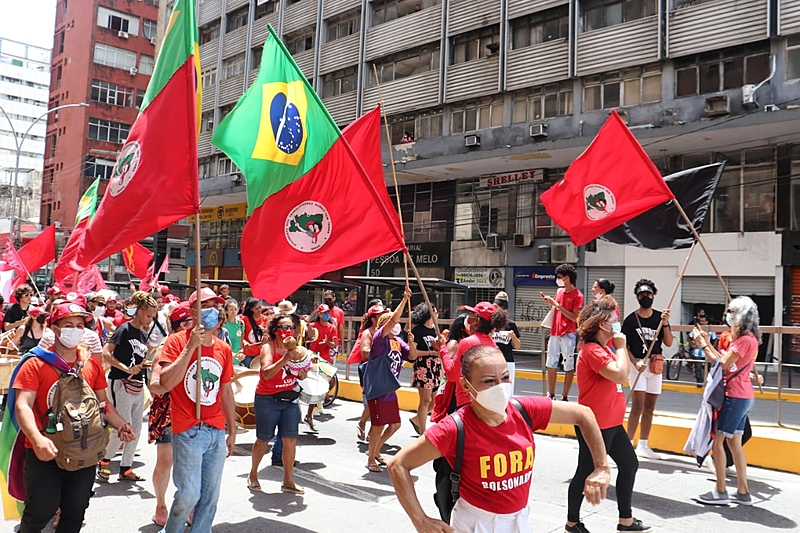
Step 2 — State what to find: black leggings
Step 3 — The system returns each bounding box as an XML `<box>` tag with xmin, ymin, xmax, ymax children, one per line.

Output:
<box><xmin>568</xmin><ymin>425</ymin><xmax>638</xmax><ymax>523</ymax></box>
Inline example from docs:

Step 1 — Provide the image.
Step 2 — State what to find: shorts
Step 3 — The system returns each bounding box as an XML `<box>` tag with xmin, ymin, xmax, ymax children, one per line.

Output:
<box><xmin>254</xmin><ymin>393</ymin><xmax>301</xmax><ymax>442</ymax></box>
<box><xmin>412</xmin><ymin>355</ymin><xmax>443</xmax><ymax>389</ymax></box>
<box><xmin>628</xmin><ymin>364</ymin><xmax>662</xmax><ymax>395</ymax></box>
<box><xmin>367</xmin><ymin>397</ymin><xmax>400</xmax><ymax>426</ymax></box>
<box><xmin>717</xmin><ymin>396</ymin><xmax>754</xmax><ymax>438</ymax></box>
<box><xmin>155</xmin><ymin>425</ymin><xmax>172</xmax><ymax>444</ymax></box>
<box><xmin>546</xmin><ymin>333</ymin><xmax>576</xmax><ymax>371</ymax></box>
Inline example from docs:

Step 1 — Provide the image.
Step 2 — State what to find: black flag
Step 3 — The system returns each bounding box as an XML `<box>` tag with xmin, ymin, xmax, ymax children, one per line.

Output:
<box><xmin>600</xmin><ymin>163</ymin><xmax>725</xmax><ymax>249</ymax></box>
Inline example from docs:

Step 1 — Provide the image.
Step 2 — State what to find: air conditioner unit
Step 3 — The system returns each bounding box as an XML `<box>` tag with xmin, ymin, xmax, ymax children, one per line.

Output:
<box><xmin>150</xmin><ymin>37</ymin><xmax>156</xmax><ymax>45</ymax></box>
<box><xmin>704</xmin><ymin>95</ymin><xmax>730</xmax><ymax>118</ymax></box>
<box><xmin>129</xmin><ymin>66</ymin><xmax>138</xmax><ymax>75</ymax></box>
<box><xmin>529</xmin><ymin>123</ymin><xmax>547</xmax><ymax>138</ymax></box>
<box><xmin>551</xmin><ymin>242</ymin><xmax>577</xmax><ymax>263</ymax></box>
<box><xmin>486</xmin><ymin>233</ymin><xmax>501</xmax><ymax>250</ymax></box>
<box><xmin>206</xmin><ymin>120</ymin><xmax>214</xmax><ymax>131</ymax></box>
<box><xmin>118</xmin><ymin>30</ymin><xmax>129</xmax><ymax>39</ymax></box>
<box><xmin>464</xmin><ymin>134</ymin><xmax>480</xmax><ymax>147</ymax></box>
<box><xmin>513</xmin><ymin>233</ymin><xmax>532</xmax><ymax>247</ymax></box>
<box><xmin>536</xmin><ymin>245</ymin><xmax>550</xmax><ymax>264</ymax></box>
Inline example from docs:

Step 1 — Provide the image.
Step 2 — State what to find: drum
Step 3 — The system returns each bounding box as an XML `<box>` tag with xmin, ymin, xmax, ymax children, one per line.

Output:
<box><xmin>298</xmin><ymin>371</ymin><xmax>329</xmax><ymax>405</ymax></box>
<box><xmin>0</xmin><ymin>356</ymin><xmax>21</xmax><ymax>395</ymax></box>
<box><xmin>231</xmin><ymin>370</ymin><xmax>260</xmax><ymax>429</ymax></box>
<box><xmin>316</xmin><ymin>360</ymin><xmax>336</xmax><ymax>381</ymax></box>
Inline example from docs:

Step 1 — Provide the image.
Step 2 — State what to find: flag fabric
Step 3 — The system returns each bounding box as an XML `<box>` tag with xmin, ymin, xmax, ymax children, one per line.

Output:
<box><xmin>16</xmin><ymin>225</ymin><xmax>56</xmax><ymax>273</ymax></box>
<box><xmin>540</xmin><ymin>110</ymin><xmax>674</xmax><ymax>246</ymax></box>
<box><xmin>601</xmin><ymin>163</ymin><xmax>725</xmax><ymax>249</ymax></box>
<box><xmin>212</xmin><ymin>27</ymin><xmax>403</xmax><ymax>301</ymax></box>
<box><xmin>1</xmin><ymin>238</ymin><xmax>24</xmax><ymax>273</ymax></box>
<box><xmin>121</xmin><ymin>242</ymin><xmax>155</xmax><ymax>279</ymax></box>
<box><xmin>54</xmin><ymin>178</ymin><xmax>100</xmax><ymax>288</ymax></box>
<box><xmin>71</xmin><ymin>0</ymin><xmax>200</xmax><ymax>269</ymax></box>
<box><xmin>0</xmin><ymin>270</ymin><xmax>14</xmax><ymax>302</ymax></box>
<box><xmin>77</xmin><ymin>265</ymin><xmax>107</xmax><ymax>294</ymax></box>
<box><xmin>139</xmin><ymin>256</ymin><xmax>169</xmax><ymax>291</ymax></box>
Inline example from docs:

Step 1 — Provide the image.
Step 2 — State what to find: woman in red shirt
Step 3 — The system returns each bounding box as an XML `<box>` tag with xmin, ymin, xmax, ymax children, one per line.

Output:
<box><xmin>567</xmin><ymin>296</ymin><xmax>651</xmax><ymax>533</ymax></box>
<box><xmin>388</xmin><ymin>344</ymin><xmax>611</xmax><ymax>532</ymax></box>
<box><xmin>241</xmin><ymin>298</ymin><xmax>266</xmax><ymax>368</ymax></box>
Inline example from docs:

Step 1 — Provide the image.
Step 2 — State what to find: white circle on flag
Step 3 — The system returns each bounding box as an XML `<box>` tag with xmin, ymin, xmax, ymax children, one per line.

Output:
<box><xmin>583</xmin><ymin>184</ymin><xmax>617</xmax><ymax>221</ymax></box>
<box><xmin>108</xmin><ymin>141</ymin><xmax>142</xmax><ymax>197</ymax></box>
<box><xmin>284</xmin><ymin>201</ymin><xmax>332</xmax><ymax>253</ymax></box>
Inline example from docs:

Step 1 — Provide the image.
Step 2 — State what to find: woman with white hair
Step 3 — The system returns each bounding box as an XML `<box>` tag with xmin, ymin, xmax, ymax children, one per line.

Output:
<box><xmin>692</xmin><ymin>296</ymin><xmax>760</xmax><ymax>506</ymax></box>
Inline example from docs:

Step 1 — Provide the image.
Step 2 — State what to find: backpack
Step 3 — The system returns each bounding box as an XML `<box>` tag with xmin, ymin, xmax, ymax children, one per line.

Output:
<box><xmin>34</xmin><ymin>347</ymin><xmax>110</xmax><ymax>471</ymax></box>
<box><xmin>433</xmin><ymin>398</ymin><xmax>533</xmax><ymax>523</ymax></box>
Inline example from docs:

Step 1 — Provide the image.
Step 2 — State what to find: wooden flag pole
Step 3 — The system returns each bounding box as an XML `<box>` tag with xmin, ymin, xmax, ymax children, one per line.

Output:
<box><xmin>627</xmin><ymin>242</ymin><xmax>696</xmax><ymax>402</ymax></box>
<box><xmin>405</xmin><ymin>253</ymin><xmax>441</xmax><ymax>338</ymax></box>
<box><xmin>193</xmin><ymin>215</ymin><xmax>203</xmax><ymax>419</ymax></box>
<box><xmin>672</xmin><ymin>199</ymin><xmax>763</xmax><ymax>393</ymax></box>
<box><xmin>372</xmin><ymin>65</ymin><xmax>412</xmax><ymax>328</ymax></box>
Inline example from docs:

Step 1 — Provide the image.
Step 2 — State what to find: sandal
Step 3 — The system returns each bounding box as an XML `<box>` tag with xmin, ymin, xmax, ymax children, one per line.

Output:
<box><xmin>97</xmin><ymin>461</ymin><xmax>111</xmax><ymax>482</ymax></box>
<box><xmin>152</xmin><ymin>507</ymin><xmax>168</xmax><ymax>527</ymax></box>
<box><xmin>304</xmin><ymin>416</ymin><xmax>318</xmax><ymax>433</ymax></box>
<box><xmin>281</xmin><ymin>483</ymin><xmax>305</xmax><ymax>495</ymax></box>
<box><xmin>119</xmin><ymin>469</ymin><xmax>146</xmax><ymax>481</ymax></box>
<box><xmin>365</xmin><ymin>464</ymin><xmax>382</xmax><ymax>473</ymax></box>
<box><xmin>410</xmin><ymin>419</ymin><xmax>421</xmax><ymax>436</ymax></box>
<box><xmin>247</xmin><ymin>479</ymin><xmax>262</xmax><ymax>492</ymax></box>
<box><xmin>357</xmin><ymin>425</ymin><xmax>368</xmax><ymax>444</ymax></box>
<box><xmin>375</xmin><ymin>455</ymin><xmax>387</xmax><ymax>466</ymax></box>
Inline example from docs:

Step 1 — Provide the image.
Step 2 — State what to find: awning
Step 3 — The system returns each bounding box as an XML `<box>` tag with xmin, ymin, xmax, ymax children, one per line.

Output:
<box><xmin>200</xmin><ymin>279</ymin><xmax>361</xmax><ymax>292</ymax></box>
<box><xmin>344</xmin><ymin>276</ymin><xmax>468</xmax><ymax>292</ymax></box>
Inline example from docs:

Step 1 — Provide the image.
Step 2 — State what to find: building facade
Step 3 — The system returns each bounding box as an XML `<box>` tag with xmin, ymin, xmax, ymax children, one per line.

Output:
<box><xmin>0</xmin><ymin>38</ymin><xmax>50</xmax><ymax>232</ymax></box>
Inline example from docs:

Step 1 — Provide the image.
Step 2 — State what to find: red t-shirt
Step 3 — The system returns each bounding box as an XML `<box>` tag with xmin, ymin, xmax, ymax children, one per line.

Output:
<box><xmin>256</xmin><ymin>341</ymin><xmax>299</xmax><ymax>395</ymax></box>
<box><xmin>576</xmin><ymin>341</ymin><xmax>626</xmax><ymax>429</ymax></box>
<box><xmin>550</xmin><ymin>288</ymin><xmax>583</xmax><ymax>337</ymax></box>
<box><xmin>105</xmin><ymin>308</ymin><xmax>125</xmax><ymax>327</ymax></box>
<box><xmin>13</xmin><ymin>348</ymin><xmax>108</xmax><ymax>449</ymax></box>
<box><xmin>309</xmin><ymin>321</ymin><xmax>339</xmax><ymax>363</ymax></box>
<box><xmin>725</xmin><ymin>333</ymin><xmax>757</xmax><ymax>399</ymax></box>
<box><xmin>242</xmin><ymin>316</ymin><xmax>265</xmax><ymax>357</ymax></box>
<box><xmin>449</xmin><ymin>333</ymin><xmax>498</xmax><ymax>408</ymax></box>
<box><xmin>425</xmin><ymin>396</ymin><xmax>552</xmax><ymax>514</ymax></box>
<box><xmin>329</xmin><ymin>306</ymin><xmax>345</xmax><ymax>334</ymax></box>
<box><xmin>159</xmin><ymin>330</ymin><xmax>234</xmax><ymax>434</ymax></box>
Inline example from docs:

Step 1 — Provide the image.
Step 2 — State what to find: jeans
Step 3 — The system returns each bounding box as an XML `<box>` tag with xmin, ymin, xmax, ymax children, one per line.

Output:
<box><xmin>20</xmin><ymin>449</ymin><xmax>96</xmax><ymax>533</ymax></box>
<box><xmin>717</xmin><ymin>396</ymin><xmax>755</xmax><ymax>437</ymax></box>
<box><xmin>272</xmin><ymin>428</ymin><xmax>284</xmax><ymax>461</ymax></box>
<box><xmin>161</xmin><ymin>424</ymin><xmax>227</xmax><ymax>533</ymax></box>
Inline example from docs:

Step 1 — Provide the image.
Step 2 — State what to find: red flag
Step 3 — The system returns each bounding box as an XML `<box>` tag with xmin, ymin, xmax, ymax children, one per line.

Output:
<box><xmin>1</xmin><ymin>238</ymin><xmax>24</xmax><ymax>273</ymax></box>
<box><xmin>242</xmin><ymin>106</ymin><xmax>404</xmax><ymax>301</ymax></box>
<box><xmin>72</xmin><ymin>61</ymin><xmax>200</xmax><ymax>269</ymax></box>
<box><xmin>17</xmin><ymin>225</ymin><xmax>56</xmax><ymax>273</ymax></box>
<box><xmin>77</xmin><ymin>265</ymin><xmax>106</xmax><ymax>294</ymax></box>
<box><xmin>139</xmin><ymin>256</ymin><xmax>168</xmax><ymax>291</ymax></box>
<box><xmin>540</xmin><ymin>110</ymin><xmax>674</xmax><ymax>246</ymax></box>
<box><xmin>53</xmin><ymin>223</ymin><xmax>87</xmax><ymax>289</ymax></box>
<box><xmin>121</xmin><ymin>242</ymin><xmax>155</xmax><ymax>279</ymax></box>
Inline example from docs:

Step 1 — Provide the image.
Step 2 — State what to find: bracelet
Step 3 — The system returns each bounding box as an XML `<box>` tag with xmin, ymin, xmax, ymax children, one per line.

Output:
<box><xmin>700</xmin><ymin>344</ymin><xmax>708</xmax><ymax>350</ymax></box>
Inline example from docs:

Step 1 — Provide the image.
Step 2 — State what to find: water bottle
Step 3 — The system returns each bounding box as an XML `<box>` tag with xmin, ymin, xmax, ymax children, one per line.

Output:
<box><xmin>99</xmin><ymin>402</ymin><xmax>108</xmax><ymax>428</ymax></box>
<box><xmin>45</xmin><ymin>413</ymin><xmax>56</xmax><ymax>434</ymax></box>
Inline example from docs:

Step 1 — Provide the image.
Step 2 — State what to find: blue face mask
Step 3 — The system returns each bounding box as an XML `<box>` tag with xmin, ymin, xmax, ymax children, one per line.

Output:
<box><xmin>322</xmin><ymin>313</ymin><xmax>331</xmax><ymax>322</ymax></box>
<box><xmin>612</xmin><ymin>322</ymin><xmax>622</xmax><ymax>334</ymax></box>
<box><xmin>725</xmin><ymin>312</ymin><xmax>733</xmax><ymax>327</ymax></box>
<box><xmin>201</xmin><ymin>307</ymin><xmax>220</xmax><ymax>329</ymax></box>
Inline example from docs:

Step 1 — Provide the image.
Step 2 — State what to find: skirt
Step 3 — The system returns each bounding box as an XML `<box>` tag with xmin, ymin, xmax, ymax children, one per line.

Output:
<box><xmin>451</xmin><ymin>497</ymin><xmax>531</xmax><ymax>533</ymax></box>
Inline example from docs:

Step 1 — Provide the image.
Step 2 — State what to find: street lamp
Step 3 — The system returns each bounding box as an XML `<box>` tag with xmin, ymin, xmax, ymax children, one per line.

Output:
<box><xmin>0</xmin><ymin>102</ymin><xmax>90</xmax><ymax>245</ymax></box>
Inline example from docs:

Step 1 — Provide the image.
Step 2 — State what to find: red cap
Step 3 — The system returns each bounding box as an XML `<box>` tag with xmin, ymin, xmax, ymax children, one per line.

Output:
<box><xmin>465</xmin><ymin>302</ymin><xmax>495</xmax><ymax>322</ymax></box>
<box><xmin>317</xmin><ymin>304</ymin><xmax>330</xmax><ymax>314</ymax></box>
<box><xmin>367</xmin><ymin>304</ymin><xmax>388</xmax><ymax>317</ymax></box>
<box><xmin>165</xmin><ymin>294</ymin><xmax>180</xmax><ymax>303</ymax></box>
<box><xmin>188</xmin><ymin>287</ymin><xmax>225</xmax><ymax>307</ymax></box>
<box><xmin>170</xmin><ymin>302</ymin><xmax>192</xmax><ymax>323</ymax></box>
<box><xmin>49</xmin><ymin>302</ymin><xmax>90</xmax><ymax>326</ymax></box>
<box><xmin>28</xmin><ymin>306</ymin><xmax>46</xmax><ymax>317</ymax></box>
<box><xmin>160</xmin><ymin>285</ymin><xmax>170</xmax><ymax>296</ymax></box>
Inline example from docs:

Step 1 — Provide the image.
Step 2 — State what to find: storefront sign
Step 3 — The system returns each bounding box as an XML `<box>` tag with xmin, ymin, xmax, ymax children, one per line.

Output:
<box><xmin>371</xmin><ymin>243</ymin><xmax>449</xmax><ymax>276</ymax></box>
<box><xmin>513</xmin><ymin>266</ymin><xmax>557</xmax><ymax>287</ymax></box>
<box><xmin>189</xmin><ymin>202</ymin><xmax>248</xmax><ymax>223</ymax></box>
<box><xmin>480</xmin><ymin>170</ymin><xmax>543</xmax><ymax>188</ymax></box>
<box><xmin>454</xmin><ymin>267</ymin><xmax>505</xmax><ymax>288</ymax></box>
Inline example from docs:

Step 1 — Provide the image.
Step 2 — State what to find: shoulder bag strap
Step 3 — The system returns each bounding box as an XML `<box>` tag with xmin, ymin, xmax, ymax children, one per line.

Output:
<box><xmin>450</xmin><ymin>412</ymin><xmax>464</xmax><ymax>502</ymax></box>
<box><xmin>510</xmin><ymin>397</ymin><xmax>533</xmax><ymax>428</ymax></box>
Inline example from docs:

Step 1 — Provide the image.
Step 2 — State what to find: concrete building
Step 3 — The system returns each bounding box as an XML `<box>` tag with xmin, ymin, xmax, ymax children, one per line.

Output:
<box><xmin>183</xmin><ymin>0</ymin><xmax>800</xmax><ymax>359</ymax></box>
<box><xmin>0</xmin><ymin>38</ymin><xmax>50</xmax><ymax>233</ymax></box>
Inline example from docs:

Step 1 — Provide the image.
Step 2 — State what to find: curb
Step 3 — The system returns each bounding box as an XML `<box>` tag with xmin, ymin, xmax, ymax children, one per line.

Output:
<box><xmin>337</xmin><ymin>379</ymin><xmax>800</xmax><ymax>475</ymax></box>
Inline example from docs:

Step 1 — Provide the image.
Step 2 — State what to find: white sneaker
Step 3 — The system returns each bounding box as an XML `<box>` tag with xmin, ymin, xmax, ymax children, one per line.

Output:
<box><xmin>637</xmin><ymin>444</ymin><xmax>661</xmax><ymax>460</ymax></box>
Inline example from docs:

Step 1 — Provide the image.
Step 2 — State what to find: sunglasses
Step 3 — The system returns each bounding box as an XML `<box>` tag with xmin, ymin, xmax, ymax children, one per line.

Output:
<box><xmin>277</xmin><ymin>324</ymin><xmax>293</xmax><ymax>330</ymax></box>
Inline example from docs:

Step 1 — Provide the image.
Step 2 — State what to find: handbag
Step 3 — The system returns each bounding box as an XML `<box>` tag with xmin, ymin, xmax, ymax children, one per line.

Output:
<box><xmin>541</xmin><ymin>307</ymin><xmax>555</xmax><ymax>329</ymax></box>
<box><xmin>122</xmin><ymin>378</ymin><xmax>145</xmax><ymax>395</ymax></box>
<box><xmin>362</xmin><ymin>354</ymin><xmax>401</xmax><ymax>401</ymax></box>
<box><xmin>272</xmin><ymin>386</ymin><xmax>302</xmax><ymax>402</ymax></box>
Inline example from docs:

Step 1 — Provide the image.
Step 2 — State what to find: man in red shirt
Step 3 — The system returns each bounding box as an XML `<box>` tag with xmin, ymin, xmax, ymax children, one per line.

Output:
<box><xmin>13</xmin><ymin>302</ymin><xmax>135</xmax><ymax>532</ymax></box>
<box><xmin>105</xmin><ymin>294</ymin><xmax>126</xmax><ymax>327</ymax></box>
<box><xmin>151</xmin><ymin>287</ymin><xmax>236</xmax><ymax>533</ymax></box>
<box><xmin>541</xmin><ymin>263</ymin><xmax>584</xmax><ymax>401</ymax></box>
<box><xmin>323</xmin><ymin>290</ymin><xmax>345</xmax><ymax>354</ymax></box>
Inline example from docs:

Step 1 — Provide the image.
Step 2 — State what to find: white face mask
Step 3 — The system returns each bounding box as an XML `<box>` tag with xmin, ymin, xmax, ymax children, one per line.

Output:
<box><xmin>92</xmin><ymin>305</ymin><xmax>105</xmax><ymax>318</ymax></box>
<box><xmin>58</xmin><ymin>327</ymin><xmax>83</xmax><ymax>348</ymax></box>
<box><xmin>467</xmin><ymin>380</ymin><xmax>513</xmax><ymax>415</ymax></box>
<box><xmin>390</xmin><ymin>323</ymin><xmax>402</xmax><ymax>336</ymax></box>
<box><xmin>556</xmin><ymin>278</ymin><xmax>566</xmax><ymax>287</ymax></box>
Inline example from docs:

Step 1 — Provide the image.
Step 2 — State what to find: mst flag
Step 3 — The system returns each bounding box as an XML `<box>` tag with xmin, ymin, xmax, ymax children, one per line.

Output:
<box><xmin>121</xmin><ymin>242</ymin><xmax>155</xmax><ymax>279</ymax></box>
<box><xmin>72</xmin><ymin>0</ymin><xmax>200</xmax><ymax>269</ymax></box>
<box><xmin>212</xmin><ymin>27</ymin><xmax>403</xmax><ymax>301</ymax></box>
<box><xmin>54</xmin><ymin>178</ymin><xmax>100</xmax><ymax>287</ymax></box>
<box><xmin>602</xmin><ymin>163</ymin><xmax>725</xmax><ymax>249</ymax></box>
<box><xmin>540</xmin><ymin>110</ymin><xmax>674</xmax><ymax>246</ymax></box>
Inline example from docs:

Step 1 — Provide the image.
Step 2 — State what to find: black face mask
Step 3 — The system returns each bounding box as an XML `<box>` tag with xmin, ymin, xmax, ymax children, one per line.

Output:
<box><xmin>324</xmin><ymin>299</ymin><xmax>334</xmax><ymax>307</ymax></box>
<box><xmin>639</xmin><ymin>296</ymin><xmax>654</xmax><ymax>309</ymax></box>
<box><xmin>36</xmin><ymin>315</ymin><xmax>46</xmax><ymax>325</ymax></box>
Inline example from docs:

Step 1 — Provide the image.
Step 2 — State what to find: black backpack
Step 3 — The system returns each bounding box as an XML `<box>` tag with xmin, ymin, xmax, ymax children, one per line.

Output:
<box><xmin>432</xmin><ymin>398</ymin><xmax>533</xmax><ymax>523</ymax></box>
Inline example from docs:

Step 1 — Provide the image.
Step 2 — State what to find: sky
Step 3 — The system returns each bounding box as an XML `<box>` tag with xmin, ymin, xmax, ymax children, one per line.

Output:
<box><xmin>0</xmin><ymin>0</ymin><xmax>57</xmax><ymax>49</ymax></box>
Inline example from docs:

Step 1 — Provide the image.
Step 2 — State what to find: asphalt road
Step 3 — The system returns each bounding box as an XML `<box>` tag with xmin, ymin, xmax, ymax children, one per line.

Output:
<box><xmin>18</xmin><ymin>399</ymin><xmax>800</xmax><ymax>533</ymax></box>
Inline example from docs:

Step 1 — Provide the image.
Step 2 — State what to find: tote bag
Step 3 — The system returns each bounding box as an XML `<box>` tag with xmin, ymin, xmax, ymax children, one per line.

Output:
<box><xmin>362</xmin><ymin>354</ymin><xmax>401</xmax><ymax>400</ymax></box>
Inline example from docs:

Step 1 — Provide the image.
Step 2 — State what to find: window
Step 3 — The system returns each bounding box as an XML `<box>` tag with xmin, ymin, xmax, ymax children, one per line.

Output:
<box><xmin>200</xmin><ymin>20</ymin><xmax>221</xmax><ymax>44</ymax></box>
<box><xmin>385</xmin><ymin>108</ymin><xmax>442</xmax><ymax>144</ymax></box>
<box><xmin>93</xmin><ymin>43</ymin><xmax>137</xmax><ymax>70</ymax></box>
<box><xmin>143</xmin><ymin>19</ymin><xmax>157</xmax><ymax>41</ymax></box>
<box><xmin>389</xmin><ymin>182</ymin><xmax>453</xmax><ymax>242</ymax></box>
<box><xmin>369</xmin><ymin>44</ymin><xmax>440</xmax><ymax>86</ymax></box>
<box><xmin>223</xmin><ymin>53</ymin><xmax>245</xmax><ymax>79</ymax></box>
<box><xmin>169</xmin><ymin>247</ymin><xmax>182</xmax><ymax>260</ymax></box>
<box><xmin>372</xmin><ymin>0</ymin><xmax>440</xmax><ymax>26</ymax></box>
<box><xmin>515</xmin><ymin>170</ymin><xmax>568</xmax><ymax>238</ymax></box>
<box><xmin>452</xmin><ymin>26</ymin><xmax>500</xmax><ymax>64</ymax></box>
<box><xmin>199</xmin><ymin>158</ymin><xmax>213</xmax><ymax>179</ymax></box>
<box><xmin>451</xmin><ymin>96</ymin><xmax>504</xmax><ymax>134</ymax></box>
<box><xmin>675</xmin><ymin>44</ymin><xmax>770</xmax><ymax>97</ymax></box>
<box><xmin>789</xmin><ymin>35</ymin><xmax>800</xmax><ymax>80</ymax></box>
<box><xmin>84</xmin><ymin>156</ymin><xmax>115</xmax><ymax>179</ymax></box>
<box><xmin>136</xmin><ymin>90</ymin><xmax>145</xmax><ymax>108</ymax></box>
<box><xmin>583</xmin><ymin>65</ymin><xmax>661</xmax><ymax>111</ymax></box>
<box><xmin>255</xmin><ymin>1</ymin><xmax>276</xmax><ymax>20</ymax></box>
<box><xmin>455</xmin><ymin>179</ymin><xmax>511</xmax><ymax>240</ymax></box>
<box><xmin>219</xmin><ymin>104</ymin><xmax>235</xmax><ymax>121</ymax></box>
<box><xmin>139</xmin><ymin>54</ymin><xmax>155</xmax><ymax>75</ymax></box>
<box><xmin>512</xmin><ymin>82</ymin><xmax>573</xmax><ymax>122</ymax></box>
<box><xmin>226</xmin><ymin>6</ymin><xmax>248</xmax><ymax>33</ymax></box>
<box><xmin>327</xmin><ymin>9</ymin><xmax>360</xmax><ymax>42</ymax></box>
<box><xmin>144</xmin><ymin>0</ymin><xmax>159</xmax><ymax>6</ymax></box>
<box><xmin>201</xmin><ymin>111</ymin><xmax>214</xmax><ymax>132</ymax></box>
<box><xmin>511</xmin><ymin>7</ymin><xmax>569</xmax><ymax>49</ymax></box>
<box><xmin>285</xmin><ymin>27</ymin><xmax>316</xmax><ymax>54</ymax></box>
<box><xmin>88</xmin><ymin>118</ymin><xmax>130</xmax><ymax>144</ymax></box>
<box><xmin>107</xmin><ymin>14</ymin><xmax>130</xmax><ymax>33</ymax></box>
<box><xmin>582</xmin><ymin>0</ymin><xmax>656</xmax><ymax>31</ymax></box>
<box><xmin>217</xmin><ymin>157</ymin><xmax>238</xmax><ymax>175</ymax></box>
<box><xmin>322</xmin><ymin>66</ymin><xmax>357</xmax><ymax>97</ymax></box>
<box><xmin>250</xmin><ymin>47</ymin><xmax>263</xmax><ymax>70</ymax></box>
<box><xmin>202</xmin><ymin>67</ymin><xmax>217</xmax><ymax>87</ymax></box>
<box><xmin>90</xmin><ymin>80</ymin><xmax>136</xmax><ymax>107</ymax></box>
